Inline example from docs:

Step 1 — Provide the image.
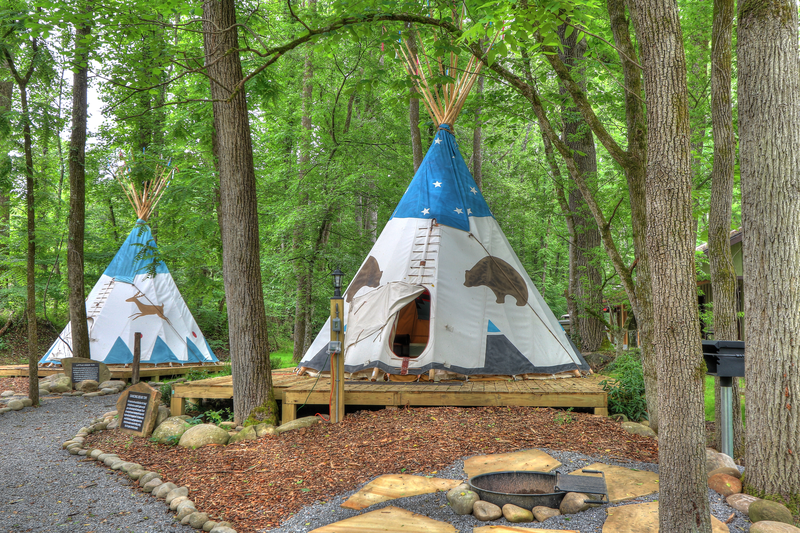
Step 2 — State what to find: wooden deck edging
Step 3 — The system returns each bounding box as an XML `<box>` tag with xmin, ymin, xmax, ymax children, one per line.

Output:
<box><xmin>170</xmin><ymin>371</ymin><xmax>608</xmax><ymax>422</ymax></box>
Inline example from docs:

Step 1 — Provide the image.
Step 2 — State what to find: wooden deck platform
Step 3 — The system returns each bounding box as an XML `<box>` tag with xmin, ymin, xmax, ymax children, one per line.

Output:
<box><xmin>0</xmin><ymin>363</ymin><xmax>225</xmax><ymax>379</ymax></box>
<box><xmin>171</xmin><ymin>370</ymin><xmax>608</xmax><ymax>422</ymax></box>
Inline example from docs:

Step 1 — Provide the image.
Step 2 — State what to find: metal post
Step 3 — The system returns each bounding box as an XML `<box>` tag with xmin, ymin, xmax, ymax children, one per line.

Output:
<box><xmin>132</xmin><ymin>332</ymin><xmax>142</xmax><ymax>385</ymax></box>
<box><xmin>719</xmin><ymin>376</ymin><xmax>734</xmax><ymax>458</ymax></box>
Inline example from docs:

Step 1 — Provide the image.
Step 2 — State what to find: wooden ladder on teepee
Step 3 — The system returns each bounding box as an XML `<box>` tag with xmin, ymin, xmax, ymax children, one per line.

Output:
<box><xmin>87</xmin><ymin>279</ymin><xmax>115</xmax><ymax>324</ymax></box>
<box><xmin>409</xmin><ymin>220</ymin><xmax>440</xmax><ymax>285</ymax></box>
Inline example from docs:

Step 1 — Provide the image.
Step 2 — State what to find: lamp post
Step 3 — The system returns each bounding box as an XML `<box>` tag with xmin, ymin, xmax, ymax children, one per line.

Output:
<box><xmin>329</xmin><ymin>268</ymin><xmax>345</xmax><ymax>423</ymax></box>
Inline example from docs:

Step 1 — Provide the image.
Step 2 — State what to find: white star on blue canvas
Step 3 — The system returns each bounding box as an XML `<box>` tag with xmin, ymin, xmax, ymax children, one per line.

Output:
<box><xmin>467</xmin><ymin>208</ymin><xmax>472</xmax><ymax>215</ymax></box>
<box><xmin>454</xmin><ymin>207</ymin><xmax>463</xmax><ymax>215</ymax></box>
<box><xmin>470</xmin><ymin>187</ymin><xmax>478</xmax><ymax>194</ymax></box>
<box><xmin>435</xmin><ymin>138</ymin><xmax>442</xmax><ymax>144</ymax></box>
<box><xmin>421</xmin><ymin>208</ymin><xmax>430</xmax><ymax>215</ymax></box>
<box><xmin>433</xmin><ymin>181</ymin><xmax>442</xmax><ymax>188</ymax></box>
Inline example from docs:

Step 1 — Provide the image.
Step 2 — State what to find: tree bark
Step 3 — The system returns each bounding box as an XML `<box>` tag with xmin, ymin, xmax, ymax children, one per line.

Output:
<box><xmin>557</xmin><ymin>24</ymin><xmax>603</xmax><ymax>352</ymax></box>
<box><xmin>2</xmin><ymin>38</ymin><xmax>40</xmax><ymax>408</ymax></box>
<box><xmin>708</xmin><ymin>0</ymin><xmax>742</xmax><ymax>458</ymax></box>
<box><xmin>606</xmin><ymin>0</ymin><xmax>657</xmax><ymax>432</ymax></box>
<box><xmin>292</xmin><ymin>40</ymin><xmax>314</xmax><ymax>364</ymax></box>
<box><xmin>0</xmin><ymin>81</ymin><xmax>11</xmax><ymax>285</ymax></box>
<box><xmin>628</xmin><ymin>2</ymin><xmax>711</xmax><ymax>531</ymax></box>
<box><xmin>739</xmin><ymin>0</ymin><xmax>800</xmax><ymax>503</ymax></box>
<box><xmin>67</xmin><ymin>8</ymin><xmax>92</xmax><ymax>362</ymax></box>
<box><xmin>406</xmin><ymin>26</ymin><xmax>424</xmax><ymax>172</ymax></box>
<box><xmin>472</xmin><ymin>74</ymin><xmax>484</xmax><ymax>189</ymax></box>
<box><xmin>203</xmin><ymin>0</ymin><xmax>277</xmax><ymax>426</ymax></box>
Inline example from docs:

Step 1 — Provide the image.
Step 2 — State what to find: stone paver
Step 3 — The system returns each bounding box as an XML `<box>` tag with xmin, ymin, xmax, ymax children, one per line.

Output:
<box><xmin>602</xmin><ymin>501</ymin><xmax>730</xmax><ymax>533</ymax></box>
<box><xmin>341</xmin><ymin>474</ymin><xmax>462</xmax><ymax>510</ymax></box>
<box><xmin>464</xmin><ymin>449</ymin><xmax>561</xmax><ymax>478</ymax></box>
<box><xmin>310</xmin><ymin>506</ymin><xmax>456</xmax><ymax>532</ymax></box>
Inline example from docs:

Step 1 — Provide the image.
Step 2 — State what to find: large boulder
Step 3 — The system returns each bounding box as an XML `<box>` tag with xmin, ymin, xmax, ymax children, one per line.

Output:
<box><xmin>750</xmin><ymin>522</ymin><xmax>800</xmax><ymax>533</ymax></box>
<box><xmin>7</xmin><ymin>399</ymin><xmax>24</xmax><ymax>411</ymax></box>
<box><xmin>727</xmin><ymin>493</ymin><xmax>761</xmax><ymax>515</ymax></box>
<box><xmin>750</xmin><ymin>500</ymin><xmax>795</xmax><ymax>525</ymax></box>
<box><xmin>99</xmin><ymin>380</ymin><xmax>126</xmax><ymax>392</ymax></box>
<box><xmin>155</xmin><ymin>405</ymin><xmax>171</xmax><ymax>427</ymax></box>
<box><xmin>502</xmin><ymin>504</ymin><xmax>533</xmax><ymax>523</ymax></box>
<box><xmin>706</xmin><ymin>449</ymin><xmax>737</xmax><ymax>472</ymax></box>
<box><xmin>560</xmin><ymin>492</ymin><xmax>591</xmax><ymax>514</ymax></box>
<box><xmin>621</xmin><ymin>421</ymin><xmax>657</xmax><ymax>438</ymax></box>
<box><xmin>178</xmin><ymin>424</ymin><xmax>230</xmax><ymax>448</ymax></box>
<box><xmin>76</xmin><ymin>380</ymin><xmax>99</xmax><ymax>393</ymax></box>
<box><xmin>473</xmin><ymin>501</ymin><xmax>502</xmax><ymax>521</ymax></box>
<box><xmin>709</xmin><ymin>466</ymin><xmax>741</xmax><ymax>480</ymax></box>
<box><xmin>708</xmin><ymin>473</ymin><xmax>742</xmax><ymax>498</ymax></box>
<box><xmin>276</xmin><ymin>416</ymin><xmax>321</xmax><ymax>434</ymax></box>
<box><xmin>228</xmin><ymin>426</ymin><xmax>257</xmax><ymax>444</ymax></box>
<box><xmin>446</xmin><ymin>487</ymin><xmax>479</xmax><ymax>515</ymax></box>
<box><xmin>49</xmin><ymin>374</ymin><xmax>72</xmax><ymax>393</ymax></box>
<box><xmin>152</xmin><ymin>417</ymin><xmax>191</xmax><ymax>444</ymax></box>
<box><xmin>533</xmin><ymin>506</ymin><xmax>561</xmax><ymax>522</ymax></box>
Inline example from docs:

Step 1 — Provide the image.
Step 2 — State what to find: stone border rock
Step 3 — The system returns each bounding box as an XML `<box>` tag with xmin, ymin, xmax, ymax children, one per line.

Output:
<box><xmin>64</xmin><ymin>409</ymin><xmax>238</xmax><ymax>533</ymax></box>
<box><xmin>1</xmin><ymin>376</ymin><xmax>127</xmax><ymax>416</ymax></box>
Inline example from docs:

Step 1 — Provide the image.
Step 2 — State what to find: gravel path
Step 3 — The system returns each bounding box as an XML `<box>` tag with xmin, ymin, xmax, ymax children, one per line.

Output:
<box><xmin>265</xmin><ymin>449</ymin><xmax>751</xmax><ymax>533</ymax></box>
<box><xmin>0</xmin><ymin>394</ymin><xmax>195</xmax><ymax>533</ymax></box>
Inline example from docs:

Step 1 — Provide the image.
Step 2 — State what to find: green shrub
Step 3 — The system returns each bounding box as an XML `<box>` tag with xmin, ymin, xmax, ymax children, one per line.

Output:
<box><xmin>160</xmin><ymin>383</ymin><xmax>172</xmax><ymax>406</ymax></box>
<box><xmin>600</xmin><ymin>349</ymin><xmax>648</xmax><ymax>422</ymax></box>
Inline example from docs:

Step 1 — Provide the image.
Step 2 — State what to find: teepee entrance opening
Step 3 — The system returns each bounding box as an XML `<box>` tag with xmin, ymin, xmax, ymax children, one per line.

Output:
<box><xmin>392</xmin><ymin>290</ymin><xmax>431</xmax><ymax>358</ymax></box>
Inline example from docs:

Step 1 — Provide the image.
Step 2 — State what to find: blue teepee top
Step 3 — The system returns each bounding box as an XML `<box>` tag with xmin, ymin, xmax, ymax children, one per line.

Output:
<box><xmin>103</xmin><ymin>220</ymin><xmax>169</xmax><ymax>283</ymax></box>
<box><xmin>391</xmin><ymin>124</ymin><xmax>493</xmax><ymax>231</ymax></box>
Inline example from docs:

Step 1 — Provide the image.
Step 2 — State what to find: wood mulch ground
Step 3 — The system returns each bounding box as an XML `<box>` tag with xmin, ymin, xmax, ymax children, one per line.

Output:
<box><xmin>84</xmin><ymin>406</ymin><xmax>658</xmax><ymax>533</ymax></box>
<box><xmin>0</xmin><ymin>376</ymin><xmax>30</xmax><ymax>394</ymax></box>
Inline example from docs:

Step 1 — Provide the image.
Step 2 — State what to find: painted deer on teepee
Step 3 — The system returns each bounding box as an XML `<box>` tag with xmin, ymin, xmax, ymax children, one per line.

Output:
<box><xmin>126</xmin><ymin>290</ymin><xmax>173</xmax><ymax>326</ymax></box>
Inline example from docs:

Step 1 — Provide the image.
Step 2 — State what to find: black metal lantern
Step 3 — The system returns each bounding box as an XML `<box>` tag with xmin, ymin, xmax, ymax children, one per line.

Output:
<box><xmin>331</xmin><ymin>268</ymin><xmax>344</xmax><ymax>298</ymax></box>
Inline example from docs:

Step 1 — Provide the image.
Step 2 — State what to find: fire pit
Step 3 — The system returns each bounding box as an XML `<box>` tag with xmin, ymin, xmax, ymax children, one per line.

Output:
<box><xmin>467</xmin><ymin>470</ymin><xmax>608</xmax><ymax>509</ymax></box>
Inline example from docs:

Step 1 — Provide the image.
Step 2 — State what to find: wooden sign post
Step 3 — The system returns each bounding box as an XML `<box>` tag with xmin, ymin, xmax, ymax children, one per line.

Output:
<box><xmin>132</xmin><ymin>332</ymin><xmax>142</xmax><ymax>385</ymax></box>
<box><xmin>329</xmin><ymin>298</ymin><xmax>345</xmax><ymax>423</ymax></box>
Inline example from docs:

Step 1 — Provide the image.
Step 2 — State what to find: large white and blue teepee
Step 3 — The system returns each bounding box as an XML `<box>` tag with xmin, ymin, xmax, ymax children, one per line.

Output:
<box><xmin>40</xmin><ymin>163</ymin><xmax>217</xmax><ymax>366</ymax></box>
<box><xmin>299</xmin><ymin>38</ymin><xmax>588</xmax><ymax>379</ymax></box>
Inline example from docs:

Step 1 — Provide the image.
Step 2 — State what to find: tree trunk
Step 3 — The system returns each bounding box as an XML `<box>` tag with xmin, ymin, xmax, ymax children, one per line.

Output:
<box><xmin>557</xmin><ymin>24</ymin><xmax>603</xmax><ymax>352</ymax></box>
<box><xmin>0</xmin><ymin>81</ymin><xmax>11</xmax><ymax>286</ymax></box>
<box><xmin>21</xmin><ymin>82</ymin><xmax>38</xmax><ymax>407</ymax></box>
<box><xmin>708</xmin><ymin>0</ymin><xmax>742</xmax><ymax>458</ymax></box>
<box><xmin>292</xmin><ymin>40</ymin><xmax>314</xmax><ymax>364</ymax></box>
<box><xmin>606</xmin><ymin>0</ymin><xmax>657</xmax><ymax>432</ymax></box>
<box><xmin>203</xmin><ymin>0</ymin><xmax>277</xmax><ymax>426</ymax></box>
<box><xmin>739</xmin><ymin>0</ymin><xmax>800</xmax><ymax>503</ymax></box>
<box><xmin>67</xmin><ymin>9</ymin><xmax>92</xmax><ymax>362</ymax></box>
<box><xmin>472</xmin><ymin>74</ymin><xmax>484</xmax><ymax>189</ymax></box>
<box><xmin>406</xmin><ymin>26</ymin><xmax>424</xmax><ymax>172</ymax></box>
<box><xmin>629</xmin><ymin>2</ymin><xmax>711</xmax><ymax>531</ymax></box>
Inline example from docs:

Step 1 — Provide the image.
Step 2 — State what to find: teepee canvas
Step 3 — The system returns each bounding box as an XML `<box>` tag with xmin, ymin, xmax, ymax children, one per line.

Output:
<box><xmin>40</xmin><ymin>162</ymin><xmax>218</xmax><ymax>366</ymax></box>
<box><xmin>299</xmin><ymin>33</ymin><xmax>588</xmax><ymax>378</ymax></box>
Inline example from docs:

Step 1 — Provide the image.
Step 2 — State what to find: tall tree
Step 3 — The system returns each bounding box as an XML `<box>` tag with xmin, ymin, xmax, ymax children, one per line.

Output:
<box><xmin>739</xmin><ymin>0</ymin><xmax>800</xmax><ymax>503</ymax></box>
<box><xmin>2</xmin><ymin>29</ymin><xmax>40</xmax><ymax>408</ymax></box>
<box><xmin>471</xmin><ymin>73</ymin><xmax>483</xmax><ymax>189</ymax></box>
<box><xmin>629</xmin><ymin>1</ymin><xmax>711</xmax><ymax>531</ymax></box>
<box><xmin>708</xmin><ymin>0</ymin><xmax>742</xmax><ymax>457</ymax></box>
<box><xmin>67</xmin><ymin>5</ymin><xmax>92</xmax><ymax>362</ymax></box>
<box><xmin>557</xmin><ymin>23</ymin><xmax>603</xmax><ymax>352</ymax></box>
<box><xmin>292</xmin><ymin>36</ymin><xmax>314</xmax><ymax>364</ymax></box>
<box><xmin>203</xmin><ymin>0</ymin><xmax>278</xmax><ymax>425</ymax></box>
<box><xmin>406</xmin><ymin>25</ymin><xmax>424</xmax><ymax>172</ymax></box>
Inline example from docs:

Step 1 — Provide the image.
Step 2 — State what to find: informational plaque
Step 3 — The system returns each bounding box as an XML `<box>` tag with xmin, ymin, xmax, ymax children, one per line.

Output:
<box><xmin>120</xmin><ymin>391</ymin><xmax>151</xmax><ymax>433</ymax></box>
<box><xmin>71</xmin><ymin>361</ymin><xmax>100</xmax><ymax>384</ymax></box>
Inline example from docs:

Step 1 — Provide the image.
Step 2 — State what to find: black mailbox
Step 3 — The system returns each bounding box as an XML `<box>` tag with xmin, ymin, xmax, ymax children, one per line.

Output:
<box><xmin>701</xmin><ymin>340</ymin><xmax>745</xmax><ymax>378</ymax></box>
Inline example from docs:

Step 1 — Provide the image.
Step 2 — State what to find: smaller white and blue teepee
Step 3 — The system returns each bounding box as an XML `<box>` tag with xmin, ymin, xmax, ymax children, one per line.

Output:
<box><xmin>40</xmin><ymin>163</ymin><xmax>217</xmax><ymax>366</ymax></box>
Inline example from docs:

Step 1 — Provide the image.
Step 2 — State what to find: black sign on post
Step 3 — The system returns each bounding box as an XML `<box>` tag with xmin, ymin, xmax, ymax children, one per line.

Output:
<box><xmin>71</xmin><ymin>362</ymin><xmax>100</xmax><ymax>384</ymax></box>
<box><xmin>120</xmin><ymin>391</ymin><xmax>151</xmax><ymax>433</ymax></box>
